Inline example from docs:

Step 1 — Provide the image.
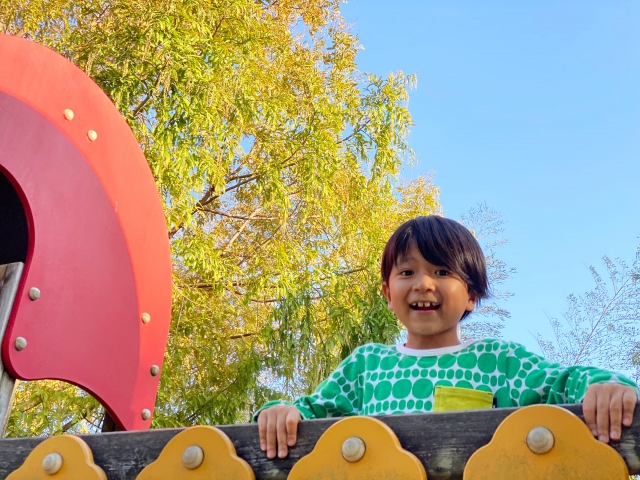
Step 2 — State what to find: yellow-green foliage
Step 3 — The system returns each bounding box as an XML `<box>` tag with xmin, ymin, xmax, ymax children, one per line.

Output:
<box><xmin>1</xmin><ymin>0</ymin><xmax>439</xmax><ymax>435</ymax></box>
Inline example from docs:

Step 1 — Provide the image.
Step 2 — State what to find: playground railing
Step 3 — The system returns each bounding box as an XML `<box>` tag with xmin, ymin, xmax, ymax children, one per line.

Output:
<box><xmin>0</xmin><ymin>401</ymin><xmax>638</xmax><ymax>479</ymax></box>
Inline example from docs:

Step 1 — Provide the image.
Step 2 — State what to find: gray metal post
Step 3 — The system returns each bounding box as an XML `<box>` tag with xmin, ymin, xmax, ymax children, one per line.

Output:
<box><xmin>0</xmin><ymin>263</ymin><xmax>22</xmax><ymax>436</ymax></box>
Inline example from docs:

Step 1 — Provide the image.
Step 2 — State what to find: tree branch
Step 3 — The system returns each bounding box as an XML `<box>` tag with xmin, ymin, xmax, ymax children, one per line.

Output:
<box><xmin>20</xmin><ymin>397</ymin><xmax>43</xmax><ymax>414</ymax></box>
<box><xmin>186</xmin><ymin>378</ymin><xmax>240</xmax><ymax>423</ymax></box>
<box><xmin>229</xmin><ymin>332</ymin><xmax>257</xmax><ymax>339</ymax></box>
<box><xmin>223</xmin><ymin>175</ymin><xmax>259</xmax><ymax>195</ymax></box>
<box><xmin>337</xmin><ymin>266</ymin><xmax>368</xmax><ymax>276</ymax></box>
<box><xmin>226</xmin><ymin>171</ymin><xmax>255</xmax><ymax>183</ymax></box>
<box><xmin>201</xmin><ymin>209</ymin><xmax>277</xmax><ymax>221</ymax></box>
<box><xmin>222</xmin><ymin>207</ymin><xmax>263</xmax><ymax>252</ymax></box>
<box><xmin>338</xmin><ymin>119</ymin><xmax>371</xmax><ymax>144</ymax></box>
<box><xmin>132</xmin><ymin>59</ymin><xmax>169</xmax><ymax>118</ymax></box>
<box><xmin>169</xmin><ymin>121</ymin><xmax>308</xmax><ymax>239</ymax></box>
<box><xmin>572</xmin><ymin>274</ymin><xmax>632</xmax><ymax>365</ymax></box>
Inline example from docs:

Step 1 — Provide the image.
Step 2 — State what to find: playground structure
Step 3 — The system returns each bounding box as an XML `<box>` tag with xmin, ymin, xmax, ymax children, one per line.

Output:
<box><xmin>0</xmin><ymin>400</ymin><xmax>637</xmax><ymax>478</ymax></box>
<box><xmin>0</xmin><ymin>34</ymin><xmax>639</xmax><ymax>479</ymax></box>
<box><xmin>0</xmin><ymin>33</ymin><xmax>172</xmax><ymax>432</ymax></box>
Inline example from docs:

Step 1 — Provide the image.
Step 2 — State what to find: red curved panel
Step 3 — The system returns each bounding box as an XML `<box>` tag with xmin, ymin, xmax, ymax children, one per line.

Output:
<box><xmin>0</xmin><ymin>35</ymin><xmax>172</xmax><ymax>430</ymax></box>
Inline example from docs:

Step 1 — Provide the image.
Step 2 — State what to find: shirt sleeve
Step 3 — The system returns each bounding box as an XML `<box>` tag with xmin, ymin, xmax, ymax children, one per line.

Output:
<box><xmin>252</xmin><ymin>346</ymin><xmax>366</xmax><ymax>422</ymax></box>
<box><xmin>499</xmin><ymin>343</ymin><xmax>638</xmax><ymax>407</ymax></box>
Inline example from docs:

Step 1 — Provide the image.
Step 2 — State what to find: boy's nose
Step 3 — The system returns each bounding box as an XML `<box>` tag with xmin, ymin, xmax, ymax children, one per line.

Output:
<box><xmin>414</xmin><ymin>274</ymin><xmax>435</xmax><ymax>291</ymax></box>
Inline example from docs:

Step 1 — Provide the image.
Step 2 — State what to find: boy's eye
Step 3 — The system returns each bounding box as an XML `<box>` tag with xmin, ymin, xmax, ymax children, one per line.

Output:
<box><xmin>399</xmin><ymin>270</ymin><xmax>413</xmax><ymax>276</ymax></box>
<box><xmin>435</xmin><ymin>269</ymin><xmax>450</xmax><ymax>276</ymax></box>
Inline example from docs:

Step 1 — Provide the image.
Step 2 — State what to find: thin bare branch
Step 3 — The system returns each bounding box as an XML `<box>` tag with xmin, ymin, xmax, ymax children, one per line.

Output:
<box><xmin>201</xmin><ymin>209</ymin><xmax>277</xmax><ymax>221</ymax></box>
<box><xmin>229</xmin><ymin>332</ymin><xmax>257</xmax><ymax>339</ymax></box>
<box><xmin>338</xmin><ymin>119</ymin><xmax>371</xmax><ymax>144</ymax></box>
<box><xmin>222</xmin><ymin>207</ymin><xmax>263</xmax><ymax>252</ymax></box>
<box><xmin>572</xmin><ymin>273</ymin><xmax>633</xmax><ymax>365</ymax></box>
<box><xmin>132</xmin><ymin>59</ymin><xmax>169</xmax><ymax>118</ymax></box>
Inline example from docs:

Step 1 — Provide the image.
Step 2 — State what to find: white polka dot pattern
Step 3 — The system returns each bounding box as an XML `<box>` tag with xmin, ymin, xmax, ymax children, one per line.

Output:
<box><xmin>254</xmin><ymin>339</ymin><xmax>637</xmax><ymax>420</ymax></box>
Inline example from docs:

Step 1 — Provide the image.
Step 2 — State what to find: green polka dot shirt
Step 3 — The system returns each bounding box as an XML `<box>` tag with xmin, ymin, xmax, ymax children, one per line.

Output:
<box><xmin>255</xmin><ymin>339</ymin><xmax>638</xmax><ymax>419</ymax></box>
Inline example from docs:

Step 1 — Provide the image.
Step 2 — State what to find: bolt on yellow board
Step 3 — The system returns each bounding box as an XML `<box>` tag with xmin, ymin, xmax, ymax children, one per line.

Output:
<box><xmin>289</xmin><ymin>416</ymin><xmax>427</xmax><ymax>480</ymax></box>
<box><xmin>7</xmin><ymin>435</ymin><xmax>106</xmax><ymax>479</ymax></box>
<box><xmin>464</xmin><ymin>404</ymin><xmax>629</xmax><ymax>480</ymax></box>
<box><xmin>136</xmin><ymin>426</ymin><xmax>255</xmax><ymax>479</ymax></box>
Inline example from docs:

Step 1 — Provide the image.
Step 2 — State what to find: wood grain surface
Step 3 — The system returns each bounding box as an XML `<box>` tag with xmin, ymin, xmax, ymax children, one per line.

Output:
<box><xmin>0</xmin><ymin>403</ymin><xmax>638</xmax><ymax>479</ymax></box>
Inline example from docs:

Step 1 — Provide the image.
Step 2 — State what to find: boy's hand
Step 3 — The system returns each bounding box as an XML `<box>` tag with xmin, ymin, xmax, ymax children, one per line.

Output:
<box><xmin>257</xmin><ymin>405</ymin><xmax>301</xmax><ymax>459</ymax></box>
<box><xmin>583</xmin><ymin>383</ymin><xmax>637</xmax><ymax>443</ymax></box>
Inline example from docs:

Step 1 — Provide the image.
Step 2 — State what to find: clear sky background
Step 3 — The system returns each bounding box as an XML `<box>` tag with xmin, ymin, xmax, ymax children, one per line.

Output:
<box><xmin>341</xmin><ymin>1</ymin><xmax>640</xmax><ymax>354</ymax></box>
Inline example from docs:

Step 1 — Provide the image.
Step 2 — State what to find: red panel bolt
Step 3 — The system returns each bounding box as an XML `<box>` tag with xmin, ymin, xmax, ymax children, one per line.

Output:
<box><xmin>14</xmin><ymin>337</ymin><xmax>27</xmax><ymax>351</ymax></box>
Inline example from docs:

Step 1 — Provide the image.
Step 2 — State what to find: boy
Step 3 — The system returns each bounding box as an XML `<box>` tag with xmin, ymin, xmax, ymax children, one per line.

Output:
<box><xmin>256</xmin><ymin>216</ymin><xmax>638</xmax><ymax>459</ymax></box>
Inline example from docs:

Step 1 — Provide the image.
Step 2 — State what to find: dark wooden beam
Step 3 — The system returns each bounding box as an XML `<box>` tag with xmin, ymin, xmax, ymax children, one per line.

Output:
<box><xmin>0</xmin><ymin>403</ymin><xmax>638</xmax><ymax>479</ymax></box>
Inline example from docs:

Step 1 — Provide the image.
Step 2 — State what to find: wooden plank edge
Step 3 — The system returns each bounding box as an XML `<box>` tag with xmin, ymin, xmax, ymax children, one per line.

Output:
<box><xmin>0</xmin><ymin>403</ymin><xmax>637</xmax><ymax>479</ymax></box>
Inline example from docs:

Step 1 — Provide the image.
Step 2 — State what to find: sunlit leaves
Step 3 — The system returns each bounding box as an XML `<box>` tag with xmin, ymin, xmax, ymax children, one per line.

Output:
<box><xmin>2</xmin><ymin>0</ymin><xmax>439</xmax><ymax>434</ymax></box>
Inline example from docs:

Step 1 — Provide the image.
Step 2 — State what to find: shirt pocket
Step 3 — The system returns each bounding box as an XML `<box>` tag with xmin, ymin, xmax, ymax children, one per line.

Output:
<box><xmin>433</xmin><ymin>386</ymin><xmax>493</xmax><ymax>412</ymax></box>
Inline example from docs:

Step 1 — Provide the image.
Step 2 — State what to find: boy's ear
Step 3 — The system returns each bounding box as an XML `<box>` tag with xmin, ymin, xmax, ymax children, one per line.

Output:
<box><xmin>381</xmin><ymin>282</ymin><xmax>392</xmax><ymax>307</ymax></box>
<box><xmin>466</xmin><ymin>291</ymin><xmax>479</xmax><ymax>312</ymax></box>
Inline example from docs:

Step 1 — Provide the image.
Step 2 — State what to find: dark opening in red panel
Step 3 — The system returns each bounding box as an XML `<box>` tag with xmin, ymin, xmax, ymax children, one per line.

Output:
<box><xmin>0</xmin><ymin>169</ymin><xmax>28</xmax><ymax>264</ymax></box>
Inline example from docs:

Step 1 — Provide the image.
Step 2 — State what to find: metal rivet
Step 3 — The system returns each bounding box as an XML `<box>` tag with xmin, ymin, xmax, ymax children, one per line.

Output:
<box><xmin>63</xmin><ymin>109</ymin><xmax>74</xmax><ymax>121</ymax></box>
<box><xmin>42</xmin><ymin>452</ymin><xmax>63</xmax><ymax>475</ymax></box>
<box><xmin>141</xmin><ymin>312</ymin><xmax>151</xmax><ymax>324</ymax></box>
<box><xmin>341</xmin><ymin>436</ymin><xmax>365</xmax><ymax>462</ymax></box>
<box><xmin>526</xmin><ymin>426</ymin><xmax>554</xmax><ymax>454</ymax></box>
<box><xmin>14</xmin><ymin>337</ymin><xmax>27</xmax><ymax>351</ymax></box>
<box><xmin>182</xmin><ymin>445</ymin><xmax>204</xmax><ymax>470</ymax></box>
<box><xmin>28</xmin><ymin>287</ymin><xmax>40</xmax><ymax>300</ymax></box>
<box><xmin>87</xmin><ymin>130</ymin><xmax>98</xmax><ymax>141</ymax></box>
<box><xmin>150</xmin><ymin>365</ymin><xmax>160</xmax><ymax>376</ymax></box>
<box><xmin>141</xmin><ymin>408</ymin><xmax>152</xmax><ymax>420</ymax></box>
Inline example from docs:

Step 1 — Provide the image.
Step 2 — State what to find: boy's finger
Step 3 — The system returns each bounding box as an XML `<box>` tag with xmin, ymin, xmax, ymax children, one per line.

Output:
<box><xmin>266</xmin><ymin>414</ymin><xmax>278</xmax><ymax>459</ymax></box>
<box><xmin>596</xmin><ymin>387</ymin><xmax>611</xmax><ymax>442</ymax></box>
<box><xmin>286</xmin><ymin>409</ymin><xmax>300</xmax><ymax>447</ymax></box>
<box><xmin>257</xmin><ymin>411</ymin><xmax>267</xmax><ymax>451</ymax></box>
<box><xmin>276</xmin><ymin>412</ymin><xmax>289</xmax><ymax>458</ymax></box>
<box><xmin>622</xmin><ymin>388</ymin><xmax>638</xmax><ymax>426</ymax></box>
<box><xmin>582</xmin><ymin>389</ymin><xmax>597</xmax><ymax>436</ymax></box>
<box><xmin>608</xmin><ymin>389</ymin><xmax>623</xmax><ymax>441</ymax></box>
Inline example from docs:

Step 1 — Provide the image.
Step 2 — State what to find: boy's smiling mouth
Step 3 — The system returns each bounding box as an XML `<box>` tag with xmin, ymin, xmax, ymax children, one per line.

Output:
<box><xmin>409</xmin><ymin>302</ymin><xmax>440</xmax><ymax>311</ymax></box>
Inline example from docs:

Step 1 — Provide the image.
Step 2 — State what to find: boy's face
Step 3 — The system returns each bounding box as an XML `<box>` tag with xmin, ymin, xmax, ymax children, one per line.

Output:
<box><xmin>382</xmin><ymin>243</ymin><xmax>477</xmax><ymax>349</ymax></box>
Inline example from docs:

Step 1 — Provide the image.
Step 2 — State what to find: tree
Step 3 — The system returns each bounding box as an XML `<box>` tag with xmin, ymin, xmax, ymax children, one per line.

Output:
<box><xmin>537</xmin><ymin>249</ymin><xmax>640</xmax><ymax>480</ymax></box>
<box><xmin>2</xmin><ymin>0</ymin><xmax>440</xmax><ymax>435</ymax></box>
<box><xmin>459</xmin><ymin>203</ymin><xmax>515</xmax><ymax>340</ymax></box>
<box><xmin>536</xmin><ymin>246</ymin><xmax>640</xmax><ymax>382</ymax></box>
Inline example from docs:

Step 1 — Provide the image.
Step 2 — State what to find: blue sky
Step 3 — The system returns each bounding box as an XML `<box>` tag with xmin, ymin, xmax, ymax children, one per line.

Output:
<box><xmin>341</xmin><ymin>1</ymin><xmax>640</xmax><ymax>353</ymax></box>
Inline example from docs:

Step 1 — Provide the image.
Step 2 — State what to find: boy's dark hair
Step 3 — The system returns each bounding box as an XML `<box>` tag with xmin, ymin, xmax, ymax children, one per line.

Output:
<box><xmin>381</xmin><ymin>215</ymin><xmax>489</xmax><ymax>320</ymax></box>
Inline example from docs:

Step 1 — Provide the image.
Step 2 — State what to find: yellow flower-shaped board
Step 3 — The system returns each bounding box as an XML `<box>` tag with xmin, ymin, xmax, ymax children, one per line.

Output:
<box><xmin>464</xmin><ymin>404</ymin><xmax>629</xmax><ymax>479</ymax></box>
<box><xmin>7</xmin><ymin>435</ymin><xmax>106</xmax><ymax>479</ymax></box>
<box><xmin>136</xmin><ymin>426</ymin><xmax>255</xmax><ymax>479</ymax></box>
<box><xmin>288</xmin><ymin>416</ymin><xmax>427</xmax><ymax>480</ymax></box>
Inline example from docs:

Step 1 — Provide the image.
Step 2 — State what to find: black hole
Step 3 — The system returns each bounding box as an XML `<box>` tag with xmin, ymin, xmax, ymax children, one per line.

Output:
<box><xmin>0</xmin><ymin>170</ymin><xmax>28</xmax><ymax>264</ymax></box>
